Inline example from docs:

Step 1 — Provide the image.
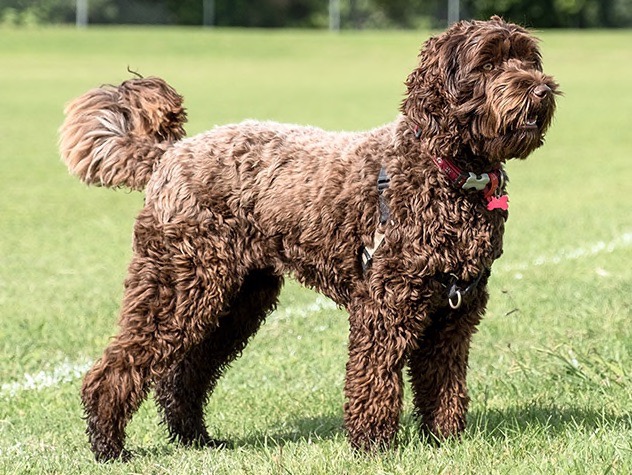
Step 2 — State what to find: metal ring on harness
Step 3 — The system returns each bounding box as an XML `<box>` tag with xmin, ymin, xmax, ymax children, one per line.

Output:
<box><xmin>448</xmin><ymin>289</ymin><xmax>462</xmax><ymax>309</ymax></box>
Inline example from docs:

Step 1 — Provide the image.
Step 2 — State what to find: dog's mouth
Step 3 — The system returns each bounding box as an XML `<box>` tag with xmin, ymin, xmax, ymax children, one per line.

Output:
<box><xmin>482</xmin><ymin>107</ymin><xmax>554</xmax><ymax>161</ymax></box>
<box><xmin>523</xmin><ymin>115</ymin><xmax>539</xmax><ymax>130</ymax></box>
<box><xmin>517</xmin><ymin>108</ymin><xmax>550</xmax><ymax>132</ymax></box>
<box><xmin>513</xmin><ymin>108</ymin><xmax>553</xmax><ymax>136</ymax></box>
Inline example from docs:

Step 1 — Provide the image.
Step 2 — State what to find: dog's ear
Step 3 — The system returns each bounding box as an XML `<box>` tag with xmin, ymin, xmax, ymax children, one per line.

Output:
<box><xmin>401</xmin><ymin>22</ymin><xmax>469</xmax><ymax>138</ymax></box>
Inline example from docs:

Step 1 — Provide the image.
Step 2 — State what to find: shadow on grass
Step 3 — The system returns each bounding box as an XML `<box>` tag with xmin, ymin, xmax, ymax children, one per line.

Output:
<box><xmin>465</xmin><ymin>403</ymin><xmax>631</xmax><ymax>441</ymax></box>
<box><xmin>119</xmin><ymin>413</ymin><xmax>344</xmax><ymax>460</ymax></box>
<box><xmin>125</xmin><ymin>404</ymin><xmax>630</xmax><ymax>459</ymax></box>
<box><xmin>233</xmin><ymin>413</ymin><xmax>344</xmax><ymax>448</ymax></box>
<box><xmin>222</xmin><ymin>403</ymin><xmax>630</xmax><ymax>449</ymax></box>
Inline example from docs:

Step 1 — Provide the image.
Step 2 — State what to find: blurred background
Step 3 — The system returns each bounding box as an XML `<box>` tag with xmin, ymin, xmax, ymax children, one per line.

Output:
<box><xmin>1</xmin><ymin>0</ymin><xmax>631</xmax><ymax>29</ymax></box>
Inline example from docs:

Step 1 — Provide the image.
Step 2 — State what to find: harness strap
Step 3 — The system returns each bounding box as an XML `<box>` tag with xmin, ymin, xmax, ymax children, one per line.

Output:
<box><xmin>361</xmin><ymin>166</ymin><xmax>390</xmax><ymax>273</ymax></box>
<box><xmin>377</xmin><ymin>167</ymin><xmax>390</xmax><ymax>225</ymax></box>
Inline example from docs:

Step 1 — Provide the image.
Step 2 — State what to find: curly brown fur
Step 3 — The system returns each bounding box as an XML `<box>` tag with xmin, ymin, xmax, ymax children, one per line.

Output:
<box><xmin>59</xmin><ymin>16</ymin><xmax>558</xmax><ymax>461</ymax></box>
<box><xmin>59</xmin><ymin>77</ymin><xmax>186</xmax><ymax>190</ymax></box>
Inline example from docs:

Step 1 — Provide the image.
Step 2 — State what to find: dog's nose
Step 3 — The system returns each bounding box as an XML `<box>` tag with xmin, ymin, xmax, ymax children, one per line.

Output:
<box><xmin>532</xmin><ymin>84</ymin><xmax>551</xmax><ymax>99</ymax></box>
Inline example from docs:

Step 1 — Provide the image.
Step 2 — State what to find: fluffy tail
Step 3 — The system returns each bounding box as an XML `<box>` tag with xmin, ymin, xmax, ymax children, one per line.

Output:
<box><xmin>59</xmin><ymin>76</ymin><xmax>187</xmax><ymax>191</ymax></box>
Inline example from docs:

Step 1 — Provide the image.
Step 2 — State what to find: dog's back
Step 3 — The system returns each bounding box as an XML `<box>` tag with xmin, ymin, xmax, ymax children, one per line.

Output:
<box><xmin>59</xmin><ymin>78</ymin><xmax>401</xmax><ymax>299</ymax></box>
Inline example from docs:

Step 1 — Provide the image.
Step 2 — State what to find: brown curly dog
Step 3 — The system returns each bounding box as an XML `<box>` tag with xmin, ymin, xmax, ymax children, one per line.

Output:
<box><xmin>59</xmin><ymin>16</ymin><xmax>558</xmax><ymax>461</ymax></box>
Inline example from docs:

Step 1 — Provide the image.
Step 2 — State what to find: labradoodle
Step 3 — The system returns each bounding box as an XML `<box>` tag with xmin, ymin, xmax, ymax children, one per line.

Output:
<box><xmin>59</xmin><ymin>16</ymin><xmax>558</xmax><ymax>461</ymax></box>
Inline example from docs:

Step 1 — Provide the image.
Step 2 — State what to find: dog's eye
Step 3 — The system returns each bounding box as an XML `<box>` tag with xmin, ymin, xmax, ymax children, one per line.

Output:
<box><xmin>482</xmin><ymin>63</ymin><xmax>494</xmax><ymax>71</ymax></box>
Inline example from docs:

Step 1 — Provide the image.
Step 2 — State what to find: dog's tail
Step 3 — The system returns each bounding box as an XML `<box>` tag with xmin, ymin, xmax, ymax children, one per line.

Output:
<box><xmin>59</xmin><ymin>77</ymin><xmax>187</xmax><ymax>191</ymax></box>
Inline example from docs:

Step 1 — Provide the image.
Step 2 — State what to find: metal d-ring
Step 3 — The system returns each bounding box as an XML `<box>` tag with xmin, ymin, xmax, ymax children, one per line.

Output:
<box><xmin>448</xmin><ymin>288</ymin><xmax>463</xmax><ymax>309</ymax></box>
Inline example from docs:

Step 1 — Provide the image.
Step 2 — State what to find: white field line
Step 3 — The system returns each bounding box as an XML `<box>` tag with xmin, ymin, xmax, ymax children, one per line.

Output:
<box><xmin>2</xmin><ymin>232</ymin><xmax>629</xmax><ymax>398</ymax></box>
<box><xmin>270</xmin><ymin>295</ymin><xmax>339</xmax><ymax>323</ymax></box>
<box><xmin>496</xmin><ymin>231</ymin><xmax>632</xmax><ymax>274</ymax></box>
<box><xmin>1</xmin><ymin>357</ymin><xmax>93</xmax><ymax>398</ymax></box>
<box><xmin>0</xmin><ymin>299</ymin><xmax>338</xmax><ymax>399</ymax></box>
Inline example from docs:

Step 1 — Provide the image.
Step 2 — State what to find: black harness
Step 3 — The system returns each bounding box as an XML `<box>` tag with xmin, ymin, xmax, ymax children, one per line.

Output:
<box><xmin>360</xmin><ymin>166</ymin><xmax>486</xmax><ymax>310</ymax></box>
<box><xmin>376</xmin><ymin>166</ymin><xmax>391</xmax><ymax>225</ymax></box>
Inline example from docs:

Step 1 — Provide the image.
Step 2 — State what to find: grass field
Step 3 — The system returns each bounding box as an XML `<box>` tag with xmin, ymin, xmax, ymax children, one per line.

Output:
<box><xmin>0</xmin><ymin>25</ymin><xmax>631</xmax><ymax>474</ymax></box>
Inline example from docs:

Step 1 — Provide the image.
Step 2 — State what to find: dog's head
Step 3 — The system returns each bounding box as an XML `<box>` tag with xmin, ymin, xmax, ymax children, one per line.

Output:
<box><xmin>402</xmin><ymin>16</ymin><xmax>559</xmax><ymax>163</ymax></box>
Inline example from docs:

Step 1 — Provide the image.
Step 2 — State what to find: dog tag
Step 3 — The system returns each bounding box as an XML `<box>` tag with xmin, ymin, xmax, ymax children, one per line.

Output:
<box><xmin>487</xmin><ymin>194</ymin><xmax>509</xmax><ymax>211</ymax></box>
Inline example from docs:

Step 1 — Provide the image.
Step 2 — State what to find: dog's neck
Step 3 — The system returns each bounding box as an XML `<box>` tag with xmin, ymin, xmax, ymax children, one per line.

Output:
<box><xmin>429</xmin><ymin>154</ymin><xmax>508</xmax><ymax>211</ymax></box>
<box><xmin>401</xmin><ymin>119</ymin><xmax>509</xmax><ymax>211</ymax></box>
<box><xmin>411</xmin><ymin>124</ymin><xmax>501</xmax><ymax>173</ymax></box>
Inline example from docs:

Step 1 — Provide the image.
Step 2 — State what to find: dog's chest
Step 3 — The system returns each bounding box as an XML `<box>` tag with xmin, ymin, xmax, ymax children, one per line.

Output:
<box><xmin>390</xmin><ymin>183</ymin><xmax>507</xmax><ymax>281</ymax></box>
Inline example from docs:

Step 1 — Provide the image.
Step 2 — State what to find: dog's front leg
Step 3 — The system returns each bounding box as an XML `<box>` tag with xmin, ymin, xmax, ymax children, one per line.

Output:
<box><xmin>343</xmin><ymin>301</ymin><xmax>408</xmax><ymax>451</ymax></box>
<box><xmin>407</xmin><ymin>297</ymin><xmax>486</xmax><ymax>442</ymax></box>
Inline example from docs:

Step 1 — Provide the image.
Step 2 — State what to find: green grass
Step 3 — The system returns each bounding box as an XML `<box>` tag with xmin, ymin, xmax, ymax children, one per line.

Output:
<box><xmin>0</xmin><ymin>26</ymin><xmax>630</xmax><ymax>474</ymax></box>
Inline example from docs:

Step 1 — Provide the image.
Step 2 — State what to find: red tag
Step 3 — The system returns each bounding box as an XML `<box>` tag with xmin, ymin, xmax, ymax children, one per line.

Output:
<box><xmin>487</xmin><ymin>195</ymin><xmax>509</xmax><ymax>211</ymax></box>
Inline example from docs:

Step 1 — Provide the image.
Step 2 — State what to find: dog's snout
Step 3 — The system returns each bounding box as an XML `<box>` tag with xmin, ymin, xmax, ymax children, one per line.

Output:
<box><xmin>532</xmin><ymin>84</ymin><xmax>551</xmax><ymax>99</ymax></box>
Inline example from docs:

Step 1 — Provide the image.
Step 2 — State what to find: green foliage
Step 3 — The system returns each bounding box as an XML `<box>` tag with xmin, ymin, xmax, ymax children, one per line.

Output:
<box><xmin>0</xmin><ymin>27</ymin><xmax>631</xmax><ymax>473</ymax></box>
<box><xmin>211</xmin><ymin>0</ymin><xmax>328</xmax><ymax>28</ymax></box>
<box><xmin>0</xmin><ymin>0</ymin><xmax>630</xmax><ymax>27</ymax></box>
<box><xmin>463</xmin><ymin>0</ymin><xmax>632</xmax><ymax>27</ymax></box>
<box><xmin>0</xmin><ymin>0</ymin><xmax>117</xmax><ymax>25</ymax></box>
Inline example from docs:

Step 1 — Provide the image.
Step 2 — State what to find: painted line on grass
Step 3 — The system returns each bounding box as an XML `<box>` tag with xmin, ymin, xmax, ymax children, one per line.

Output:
<box><xmin>497</xmin><ymin>231</ymin><xmax>632</xmax><ymax>274</ymax></box>
<box><xmin>2</xmin><ymin>232</ymin><xmax>629</xmax><ymax>398</ymax></box>
<box><xmin>0</xmin><ymin>358</ymin><xmax>93</xmax><ymax>398</ymax></box>
<box><xmin>270</xmin><ymin>295</ymin><xmax>339</xmax><ymax>323</ymax></box>
<box><xmin>0</xmin><ymin>299</ymin><xmax>338</xmax><ymax>399</ymax></box>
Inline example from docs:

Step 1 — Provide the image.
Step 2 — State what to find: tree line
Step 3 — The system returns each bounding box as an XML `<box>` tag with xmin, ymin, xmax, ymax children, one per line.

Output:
<box><xmin>1</xmin><ymin>0</ymin><xmax>630</xmax><ymax>28</ymax></box>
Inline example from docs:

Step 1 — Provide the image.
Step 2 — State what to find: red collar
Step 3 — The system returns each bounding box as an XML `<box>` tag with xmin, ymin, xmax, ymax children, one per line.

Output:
<box><xmin>431</xmin><ymin>155</ymin><xmax>508</xmax><ymax>211</ymax></box>
<box><xmin>413</xmin><ymin>124</ymin><xmax>508</xmax><ymax>210</ymax></box>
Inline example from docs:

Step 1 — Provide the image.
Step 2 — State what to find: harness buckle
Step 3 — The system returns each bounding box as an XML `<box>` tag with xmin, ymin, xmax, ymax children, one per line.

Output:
<box><xmin>361</xmin><ymin>231</ymin><xmax>385</xmax><ymax>272</ymax></box>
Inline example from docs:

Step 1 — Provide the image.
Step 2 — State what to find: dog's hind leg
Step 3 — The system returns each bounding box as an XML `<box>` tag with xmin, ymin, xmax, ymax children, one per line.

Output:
<box><xmin>407</xmin><ymin>298</ymin><xmax>486</xmax><ymax>442</ymax></box>
<box><xmin>81</xmin><ymin>221</ymin><xmax>248</xmax><ymax>462</ymax></box>
<box><xmin>154</xmin><ymin>268</ymin><xmax>283</xmax><ymax>448</ymax></box>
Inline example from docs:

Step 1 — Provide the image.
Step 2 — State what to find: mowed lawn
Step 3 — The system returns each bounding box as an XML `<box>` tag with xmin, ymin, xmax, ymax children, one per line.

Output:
<box><xmin>0</xmin><ymin>26</ymin><xmax>630</xmax><ymax>474</ymax></box>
